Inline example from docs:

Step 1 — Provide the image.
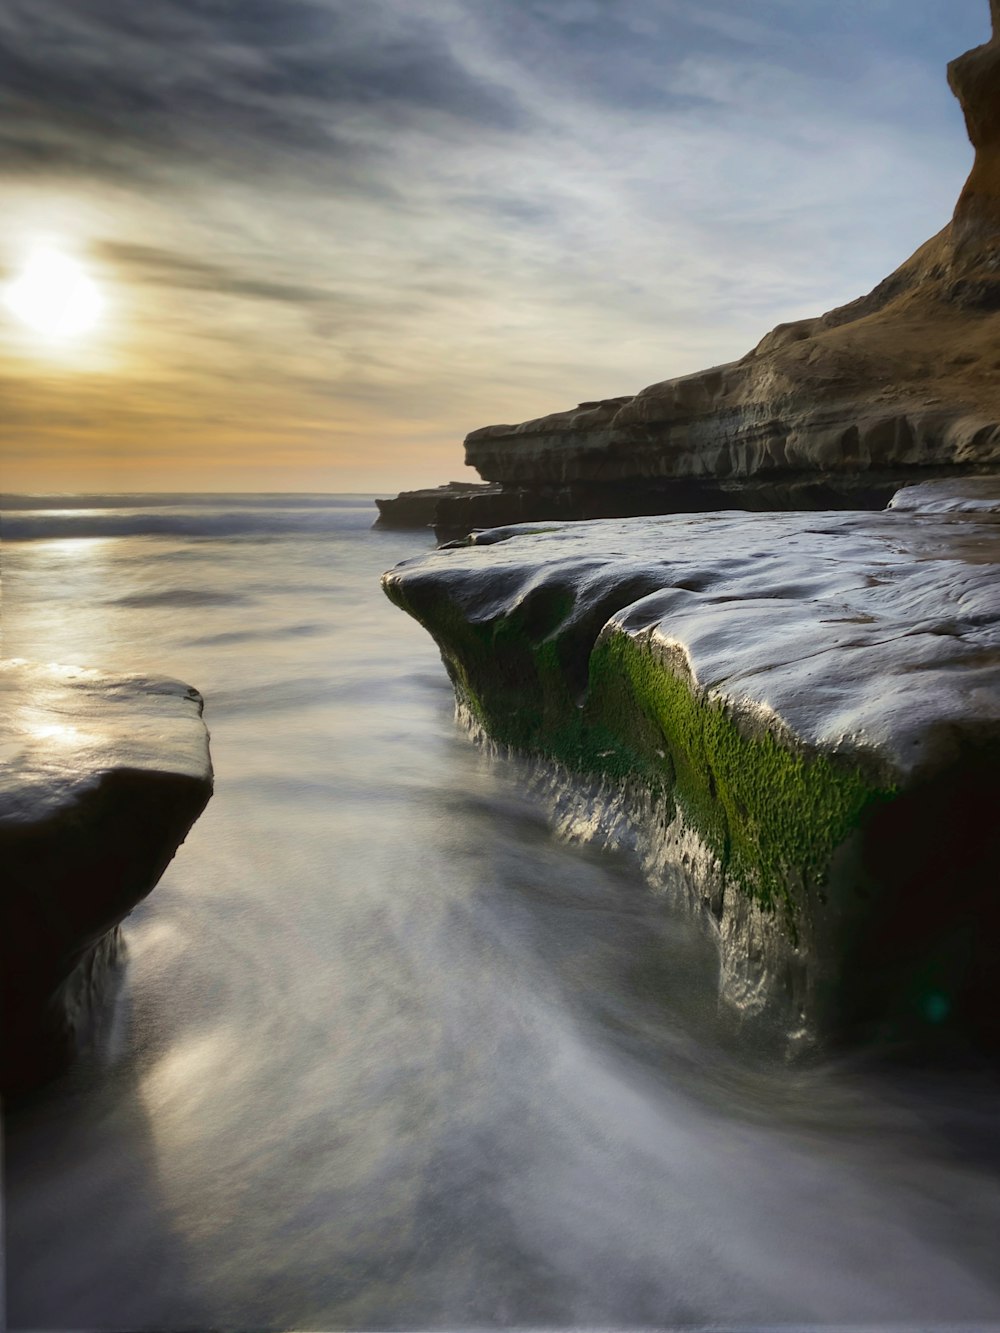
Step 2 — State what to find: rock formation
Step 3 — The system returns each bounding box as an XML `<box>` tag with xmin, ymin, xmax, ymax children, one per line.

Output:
<box><xmin>1</xmin><ymin>661</ymin><xmax>213</xmax><ymax>1094</ymax></box>
<box><xmin>383</xmin><ymin>479</ymin><xmax>1000</xmax><ymax>1047</ymax></box>
<box><xmin>949</xmin><ymin>0</ymin><xmax>1000</xmax><ymax>248</ymax></box>
<box><xmin>380</xmin><ymin>9</ymin><xmax>1000</xmax><ymax>533</ymax></box>
<box><xmin>374</xmin><ymin>481</ymin><xmax>502</xmax><ymax>531</ymax></box>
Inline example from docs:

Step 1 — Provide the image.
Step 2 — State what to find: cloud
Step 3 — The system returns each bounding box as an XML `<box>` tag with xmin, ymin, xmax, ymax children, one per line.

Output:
<box><xmin>0</xmin><ymin>0</ymin><xmax>992</xmax><ymax>489</ymax></box>
<box><xmin>0</xmin><ymin>0</ymin><xmax>528</xmax><ymax>186</ymax></box>
<box><xmin>94</xmin><ymin>242</ymin><xmax>337</xmax><ymax>308</ymax></box>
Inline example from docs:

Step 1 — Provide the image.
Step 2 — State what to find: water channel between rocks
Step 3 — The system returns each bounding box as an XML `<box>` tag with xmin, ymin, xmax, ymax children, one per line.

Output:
<box><xmin>4</xmin><ymin>494</ymin><xmax>1000</xmax><ymax>1330</ymax></box>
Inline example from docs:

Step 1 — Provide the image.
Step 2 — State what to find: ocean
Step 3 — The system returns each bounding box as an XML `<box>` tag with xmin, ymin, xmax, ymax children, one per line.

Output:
<box><xmin>3</xmin><ymin>493</ymin><xmax>1000</xmax><ymax>1330</ymax></box>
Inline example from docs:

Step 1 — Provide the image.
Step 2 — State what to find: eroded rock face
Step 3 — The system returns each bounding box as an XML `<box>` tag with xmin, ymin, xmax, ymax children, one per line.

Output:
<box><xmin>1</xmin><ymin>661</ymin><xmax>213</xmax><ymax>1093</ymax></box>
<box><xmin>948</xmin><ymin>0</ymin><xmax>1000</xmax><ymax>246</ymax></box>
<box><xmin>383</xmin><ymin>483</ymin><xmax>1000</xmax><ymax>1047</ymax></box>
<box><xmin>463</xmin><ymin>9</ymin><xmax>1000</xmax><ymax>508</ymax></box>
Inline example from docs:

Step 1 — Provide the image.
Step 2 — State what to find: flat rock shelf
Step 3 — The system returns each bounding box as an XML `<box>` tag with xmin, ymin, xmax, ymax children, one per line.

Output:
<box><xmin>383</xmin><ymin>479</ymin><xmax>1000</xmax><ymax>1050</ymax></box>
<box><xmin>1</xmin><ymin>660</ymin><xmax>213</xmax><ymax>1094</ymax></box>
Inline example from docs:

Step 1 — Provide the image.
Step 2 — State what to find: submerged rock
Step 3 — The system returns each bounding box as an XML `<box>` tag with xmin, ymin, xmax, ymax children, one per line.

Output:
<box><xmin>1</xmin><ymin>661</ymin><xmax>213</xmax><ymax>1093</ymax></box>
<box><xmin>383</xmin><ymin>482</ymin><xmax>1000</xmax><ymax>1048</ymax></box>
<box><xmin>460</xmin><ymin>12</ymin><xmax>1000</xmax><ymax>517</ymax></box>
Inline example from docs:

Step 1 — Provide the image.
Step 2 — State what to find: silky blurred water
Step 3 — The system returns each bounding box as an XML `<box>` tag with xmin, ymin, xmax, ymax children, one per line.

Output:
<box><xmin>3</xmin><ymin>495</ymin><xmax>1000</xmax><ymax>1331</ymax></box>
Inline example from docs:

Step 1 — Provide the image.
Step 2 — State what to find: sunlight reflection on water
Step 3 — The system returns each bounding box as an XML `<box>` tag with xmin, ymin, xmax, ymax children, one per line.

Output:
<box><xmin>4</xmin><ymin>496</ymin><xmax>1000</xmax><ymax>1330</ymax></box>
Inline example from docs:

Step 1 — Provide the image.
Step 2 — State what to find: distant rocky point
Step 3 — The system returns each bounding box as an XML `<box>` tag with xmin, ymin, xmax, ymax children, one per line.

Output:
<box><xmin>380</xmin><ymin>6</ymin><xmax>1000</xmax><ymax>533</ymax></box>
<box><xmin>1</xmin><ymin>661</ymin><xmax>212</xmax><ymax>1094</ymax></box>
<box><xmin>374</xmin><ymin>481</ymin><xmax>501</xmax><ymax>530</ymax></box>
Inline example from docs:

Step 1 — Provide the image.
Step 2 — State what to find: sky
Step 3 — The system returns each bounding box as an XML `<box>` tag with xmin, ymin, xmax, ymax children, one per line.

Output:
<box><xmin>0</xmin><ymin>0</ymin><xmax>990</xmax><ymax>494</ymax></box>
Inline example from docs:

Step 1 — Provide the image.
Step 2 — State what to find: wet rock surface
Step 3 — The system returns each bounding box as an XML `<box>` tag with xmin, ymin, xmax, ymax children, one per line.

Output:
<box><xmin>383</xmin><ymin>483</ymin><xmax>1000</xmax><ymax>1047</ymax></box>
<box><xmin>888</xmin><ymin>472</ymin><xmax>1000</xmax><ymax>514</ymax></box>
<box><xmin>1</xmin><ymin>661</ymin><xmax>213</xmax><ymax>1093</ymax></box>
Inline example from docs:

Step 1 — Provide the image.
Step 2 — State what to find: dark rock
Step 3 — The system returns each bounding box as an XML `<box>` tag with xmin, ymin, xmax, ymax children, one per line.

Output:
<box><xmin>1</xmin><ymin>661</ymin><xmax>213</xmax><ymax>1094</ymax></box>
<box><xmin>373</xmin><ymin>482</ymin><xmax>501</xmax><ymax>529</ymax></box>
<box><xmin>428</xmin><ymin>467</ymin><xmax>1000</xmax><ymax>539</ymax></box>
<box><xmin>944</xmin><ymin>277</ymin><xmax>1000</xmax><ymax>310</ymax></box>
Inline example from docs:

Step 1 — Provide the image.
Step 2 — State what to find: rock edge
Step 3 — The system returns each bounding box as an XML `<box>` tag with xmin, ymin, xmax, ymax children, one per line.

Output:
<box><xmin>1</xmin><ymin>660</ymin><xmax>214</xmax><ymax>1094</ymax></box>
<box><xmin>382</xmin><ymin>481</ymin><xmax>1000</xmax><ymax>1048</ymax></box>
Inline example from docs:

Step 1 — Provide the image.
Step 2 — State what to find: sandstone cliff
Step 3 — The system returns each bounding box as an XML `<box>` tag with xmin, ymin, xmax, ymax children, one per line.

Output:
<box><xmin>461</xmin><ymin>10</ymin><xmax>1000</xmax><ymax>515</ymax></box>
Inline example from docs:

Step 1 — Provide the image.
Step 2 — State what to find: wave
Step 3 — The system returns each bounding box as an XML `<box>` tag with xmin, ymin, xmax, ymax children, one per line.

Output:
<box><xmin>1</xmin><ymin>500</ymin><xmax>380</xmax><ymax>541</ymax></box>
<box><xmin>1</xmin><ymin>492</ymin><xmax>376</xmax><ymax>511</ymax></box>
<box><xmin>113</xmin><ymin>588</ymin><xmax>247</xmax><ymax>608</ymax></box>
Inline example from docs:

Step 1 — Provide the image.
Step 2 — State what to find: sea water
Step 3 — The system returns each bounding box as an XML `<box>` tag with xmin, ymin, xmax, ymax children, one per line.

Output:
<box><xmin>3</xmin><ymin>494</ymin><xmax>1000</xmax><ymax>1331</ymax></box>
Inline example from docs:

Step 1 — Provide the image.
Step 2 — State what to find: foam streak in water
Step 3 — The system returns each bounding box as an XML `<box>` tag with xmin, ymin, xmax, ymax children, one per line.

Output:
<box><xmin>4</xmin><ymin>496</ymin><xmax>1000</xmax><ymax>1329</ymax></box>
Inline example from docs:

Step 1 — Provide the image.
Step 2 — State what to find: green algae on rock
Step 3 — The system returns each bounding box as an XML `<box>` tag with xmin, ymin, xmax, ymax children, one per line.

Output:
<box><xmin>383</xmin><ymin>488</ymin><xmax>1000</xmax><ymax>1045</ymax></box>
<box><xmin>585</xmin><ymin>630</ymin><xmax>896</xmax><ymax>924</ymax></box>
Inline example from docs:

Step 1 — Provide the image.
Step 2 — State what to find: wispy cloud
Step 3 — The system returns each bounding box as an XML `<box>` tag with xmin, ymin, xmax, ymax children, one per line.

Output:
<box><xmin>0</xmin><ymin>0</ymin><xmax>528</xmax><ymax>186</ymax></box>
<box><xmin>0</xmin><ymin>0</ymin><xmax>990</xmax><ymax>490</ymax></box>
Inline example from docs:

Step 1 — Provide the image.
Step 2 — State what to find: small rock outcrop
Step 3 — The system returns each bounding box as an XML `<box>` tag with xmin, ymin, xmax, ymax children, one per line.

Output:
<box><xmin>1</xmin><ymin>661</ymin><xmax>213</xmax><ymax>1094</ymax></box>
<box><xmin>383</xmin><ymin>480</ymin><xmax>1000</xmax><ymax>1047</ymax></box>
<box><xmin>455</xmin><ymin>10</ymin><xmax>1000</xmax><ymax>521</ymax></box>
<box><xmin>374</xmin><ymin>482</ymin><xmax>502</xmax><ymax>532</ymax></box>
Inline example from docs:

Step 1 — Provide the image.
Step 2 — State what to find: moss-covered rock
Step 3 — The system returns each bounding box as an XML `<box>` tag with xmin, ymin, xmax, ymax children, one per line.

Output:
<box><xmin>586</xmin><ymin>631</ymin><xmax>897</xmax><ymax>921</ymax></box>
<box><xmin>384</xmin><ymin>491</ymin><xmax>1000</xmax><ymax>1044</ymax></box>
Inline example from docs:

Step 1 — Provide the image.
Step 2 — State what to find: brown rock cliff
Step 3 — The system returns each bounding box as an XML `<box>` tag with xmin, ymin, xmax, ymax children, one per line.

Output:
<box><xmin>462</xmin><ymin>7</ymin><xmax>1000</xmax><ymax>510</ymax></box>
<box><xmin>949</xmin><ymin>0</ymin><xmax>1000</xmax><ymax>246</ymax></box>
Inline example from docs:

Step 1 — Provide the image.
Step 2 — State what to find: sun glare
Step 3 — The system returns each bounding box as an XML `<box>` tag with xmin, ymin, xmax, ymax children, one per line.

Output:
<box><xmin>4</xmin><ymin>246</ymin><xmax>103</xmax><ymax>339</ymax></box>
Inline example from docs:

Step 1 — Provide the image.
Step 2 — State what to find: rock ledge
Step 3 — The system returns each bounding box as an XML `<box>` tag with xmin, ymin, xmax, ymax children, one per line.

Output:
<box><xmin>383</xmin><ymin>482</ymin><xmax>1000</xmax><ymax>1046</ymax></box>
<box><xmin>1</xmin><ymin>660</ymin><xmax>213</xmax><ymax>1093</ymax></box>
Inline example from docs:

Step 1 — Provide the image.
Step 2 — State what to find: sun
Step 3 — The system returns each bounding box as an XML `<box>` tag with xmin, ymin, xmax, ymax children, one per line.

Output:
<box><xmin>4</xmin><ymin>246</ymin><xmax>103</xmax><ymax>339</ymax></box>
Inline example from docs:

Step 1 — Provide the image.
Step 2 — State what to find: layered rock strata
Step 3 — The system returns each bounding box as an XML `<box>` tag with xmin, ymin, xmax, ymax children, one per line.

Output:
<box><xmin>1</xmin><ymin>661</ymin><xmax>213</xmax><ymax>1093</ymax></box>
<box><xmin>383</xmin><ymin>481</ymin><xmax>1000</xmax><ymax>1047</ymax></box>
<box><xmin>450</xmin><ymin>12</ymin><xmax>1000</xmax><ymax>526</ymax></box>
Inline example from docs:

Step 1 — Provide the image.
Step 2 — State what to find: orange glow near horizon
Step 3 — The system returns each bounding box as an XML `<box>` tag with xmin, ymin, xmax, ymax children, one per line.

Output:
<box><xmin>0</xmin><ymin>4</ymin><xmax>981</xmax><ymax>496</ymax></box>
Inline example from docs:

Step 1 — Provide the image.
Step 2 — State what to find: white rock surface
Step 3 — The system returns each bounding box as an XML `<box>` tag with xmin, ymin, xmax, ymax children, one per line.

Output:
<box><xmin>1</xmin><ymin>660</ymin><xmax>212</xmax><ymax>824</ymax></box>
<box><xmin>887</xmin><ymin>473</ymin><xmax>1000</xmax><ymax>514</ymax></box>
